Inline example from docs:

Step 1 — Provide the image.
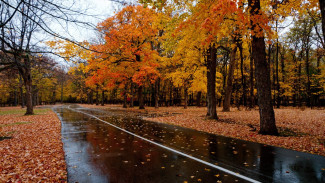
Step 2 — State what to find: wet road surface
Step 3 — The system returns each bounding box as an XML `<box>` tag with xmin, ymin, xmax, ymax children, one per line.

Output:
<box><xmin>53</xmin><ymin>105</ymin><xmax>325</xmax><ymax>183</ymax></box>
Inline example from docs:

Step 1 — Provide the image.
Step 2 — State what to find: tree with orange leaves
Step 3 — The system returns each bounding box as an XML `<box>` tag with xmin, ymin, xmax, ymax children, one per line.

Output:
<box><xmin>92</xmin><ymin>5</ymin><xmax>160</xmax><ymax>109</ymax></box>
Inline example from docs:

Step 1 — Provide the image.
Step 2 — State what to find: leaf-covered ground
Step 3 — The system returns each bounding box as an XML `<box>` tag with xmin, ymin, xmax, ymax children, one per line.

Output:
<box><xmin>81</xmin><ymin>104</ymin><xmax>325</xmax><ymax>156</ymax></box>
<box><xmin>0</xmin><ymin>107</ymin><xmax>67</xmax><ymax>182</ymax></box>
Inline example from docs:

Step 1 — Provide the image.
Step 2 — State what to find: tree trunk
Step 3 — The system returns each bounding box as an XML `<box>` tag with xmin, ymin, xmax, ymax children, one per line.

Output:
<box><xmin>298</xmin><ymin>62</ymin><xmax>302</xmax><ymax>107</ymax></box>
<box><xmin>239</xmin><ymin>43</ymin><xmax>247</xmax><ymax>106</ymax></box>
<box><xmin>206</xmin><ymin>45</ymin><xmax>218</xmax><ymax>119</ymax></box>
<box><xmin>130</xmin><ymin>82</ymin><xmax>134</xmax><ymax>108</ymax></box>
<box><xmin>123</xmin><ymin>85</ymin><xmax>127</xmax><ymax>108</ymax></box>
<box><xmin>223</xmin><ymin>44</ymin><xmax>237</xmax><ymax>112</ymax></box>
<box><xmin>96</xmin><ymin>86</ymin><xmax>99</xmax><ymax>105</ymax></box>
<box><xmin>138</xmin><ymin>85</ymin><xmax>145</xmax><ymax>109</ymax></box>
<box><xmin>269</xmin><ymin>44</ymin><xmax>276</xmax><ymax>107</ymax></box>
<box><xmin>320</xmin><ymin>0</ymin><xmax>325</xmax><ymax>43</ymax></box>
<box><xmin>23</xmin><ymin>70</ymin><xmax>34</xmax><ymax>115</ymax></box>
<box><xmin>184</xmin><ymin>82</ymin><xmax>188</xmax><ymax>109</ymax></box>
<box><xmin>196</xmin><ymin>91</ymin><xmax>202</xmax><ymax>107</ymax></box>
<box><xmin>170</xmin><ymin>81</ymin><xmax>173</xmax><ymax>106</ymax></box>
<box><xmin>14</xmin><ymin>89</ymin><xmax>18</xmax><ymax>106</ymax></box>
<box><xmin>248</xmin><ymin>0</ymin><xmax>278</xmax><ymax>135</ymax></box>
<box><xmin>155</xmin><ymin>78</ymin><xmax>159</xmax><ymax>108</ymax></box>
<box><xmin>61</xmin><ymin>79</ymin><xmax>64</xmax><ymax>103</ymax></box>
<box><xmin>52</xmin><ymin>87</ymin><xmax>56</xmax><ymax>105</ymax></box>
<box><xmin>281</xmin><ymin>46</ymin><xmax>285</xmax><ymax>83</ymax></box>
<box><xmin>275</xmin><ymin>25</ymin><xmax>280</xmax><ymax>108</ymax></box>
<box><xmin>101</xmin><ymin>90</ymin><xmax>105</xmax><ymax>106</ymax></box>
<box><xmin>19</xmin><ymin>76</ymin><xmax>25</xmax><ymax>108</ymax></box>
<box><xmin>249</xmin><ymin>45</ymin><xmax>255</xmax><ymax>109</ymax></box>
<box><xmin>306</xmin><ymin>46</ymin><xmax>311</xmax><ymax>107</ymax></box>
<box><xmin>90</xmin><ymin>90</ymin><xmax>93</xmax><ymax>104</ymax></box>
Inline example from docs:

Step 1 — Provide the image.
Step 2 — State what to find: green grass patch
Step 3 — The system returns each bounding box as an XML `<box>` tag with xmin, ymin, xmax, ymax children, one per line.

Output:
<box><xmin>0</xmin><ymin>121</ymin><xmax>33</xmax><ymax>128</ymax></box>
<box><xmin>279</xmin><ymin>127</ymin><xmax>307</xmax><ymax>137</ymax></box>
<box><xmin>0</xmin><ymin>108</ymin><xmax>50</xmax><ymax>115</ymax></box>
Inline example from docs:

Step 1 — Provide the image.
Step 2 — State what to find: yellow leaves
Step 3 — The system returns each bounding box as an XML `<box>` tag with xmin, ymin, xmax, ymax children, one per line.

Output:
<box><xmin>47</xmin><ymin>39</ymin><xmax>92</xmax><ymax>64</ymax></box>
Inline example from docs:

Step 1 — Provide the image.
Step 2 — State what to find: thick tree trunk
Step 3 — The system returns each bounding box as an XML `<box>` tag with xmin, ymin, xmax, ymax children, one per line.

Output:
<box><xmin>223</xmin><ymin>44</ymin><xmax>237</xmax><ymax>112</ymax></box>
<box><xmin>138</xmin><ymin>85</ymin><xmax>145</xmax><ymax>109</ymax></box>
<box><xmin>206</xmin><ymin>45</ymin><xmax>218</xmax><ymax>119</ymax></box>
<box><xmin>249</xmin><ymin>0</ymin><xmax>278</xmax><ymax>135</ymax></box>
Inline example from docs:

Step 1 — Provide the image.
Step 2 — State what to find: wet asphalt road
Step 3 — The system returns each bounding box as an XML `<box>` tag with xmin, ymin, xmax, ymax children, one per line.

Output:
<box><xmin>53</xmin><ymin>105</ymin><xmax>325</xmax><ymax>183</ymax></box>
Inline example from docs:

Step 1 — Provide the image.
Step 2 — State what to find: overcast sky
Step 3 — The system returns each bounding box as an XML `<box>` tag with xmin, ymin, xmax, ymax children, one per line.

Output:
<box><xmin>57</xmin><ymin>0</ymin><xmax>119</xmax><ymax>42</ymax></box>
<box><xmin>42</xmin><ymin>0</ymin><xmax>128</xmax><ymax>67</ymax></box>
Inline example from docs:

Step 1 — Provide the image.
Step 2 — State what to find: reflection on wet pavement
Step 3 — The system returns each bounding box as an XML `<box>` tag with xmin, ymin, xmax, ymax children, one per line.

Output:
<box><xmin>54</xmin><ymin>105</ymin><xmax>325</xmax><ymax>183</ymax></box>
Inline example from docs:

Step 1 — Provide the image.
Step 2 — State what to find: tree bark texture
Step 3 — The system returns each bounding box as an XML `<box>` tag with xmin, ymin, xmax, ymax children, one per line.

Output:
<box><xmin>248</xmin><ymin>0</ymin><xmax>278</xmax><ymax>135</ymax></box>
<box><xmin>239</xmin><ymin>43</ymin><xmax>247</xmax><ymax>106</ymax></box>
<box><xmin>184</xmin><ymin>83</ymin><xmax>188</xmax><ymax>109</ymax></box>
<box><xmin>206</xmin><ymin>45</ymin><xmax>218</xmax><ymax>119</ymax></box>
<box><xmin>130</xmin><ymin>82</ymin><xmax>134</xmax><ymax>108</ymax></box>
<box><xmin>138</xmin><ymin>85</ymin><xmax>145</xmax><ymax>109</ymax></box>
<box><xmin>101</xmin><ymin>90</ymin><xmax>105</xmax><ymax>106</ymax></box>
<box><xmin>155</xmin><ymin>78</ymin><xmax>159</xmax><ymax>108</ymax></box>
<box><xmin>320</xmin><ymin>0</ymin><xmax>325</xmax><ymax>43</ymax></box>
<box><xmin>196</xmin><ymin>91</ymin><xmax>202</xmax><ymax>107</ymax></box>
<box><xmin>223</xmin><ymin>44</ymin><xmax>237</xmax><ymax>112</ymax></box>
<box><xmin>23</xmin><ymin>69</ymin><xmax>33</xmax><ymax>115</ymax></box>
<box><xmin>123</xmin><ymin>85</ymin><xmax>127</xmax><ymax>108</ymax></box>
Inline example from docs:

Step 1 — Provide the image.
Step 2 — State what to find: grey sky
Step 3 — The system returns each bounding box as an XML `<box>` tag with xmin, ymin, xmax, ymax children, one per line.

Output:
<box><xmin>54</xmin><ymin>0</ymin><xmax>118</xmax><ymax>42</ymax></box>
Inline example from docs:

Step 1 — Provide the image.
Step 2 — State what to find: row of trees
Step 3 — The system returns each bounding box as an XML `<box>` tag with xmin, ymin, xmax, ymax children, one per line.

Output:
<box><xmin>0</xmin><ymin>0</ymin><xmax>99</xmax><ymax>114</ymax></box>
<box><xmin>0</xmin><ymin>58</ymin><xmax>65</xmax><ymax>107</ymax></box>
<box><xmin>48</xmin><ymin>0</ymin><xmax>324</xmax><ymax>135</ymax></box>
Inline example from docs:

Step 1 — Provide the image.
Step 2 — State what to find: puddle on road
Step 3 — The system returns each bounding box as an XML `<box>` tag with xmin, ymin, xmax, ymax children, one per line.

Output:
<box><xmin>54</xmin><ymin>106</ymin><xmax>325</xmax><ymax>183</ymax></box>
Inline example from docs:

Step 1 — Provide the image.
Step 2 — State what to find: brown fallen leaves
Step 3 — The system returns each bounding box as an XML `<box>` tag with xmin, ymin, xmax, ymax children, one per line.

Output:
<box><xmin>81</xmin><ymin>104</ymin><xmax>325</xmax><ymax>156</ymax></box>
<box><xmin>0</xmin><ymin>107</ymin><xmax>67</xmax><ymax>182</ymax></box>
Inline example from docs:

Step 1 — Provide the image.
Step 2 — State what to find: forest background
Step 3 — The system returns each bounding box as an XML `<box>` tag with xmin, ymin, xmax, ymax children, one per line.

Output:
<box><xmin>1</xmin><ymin>0</ymin><xmax>325</xmax><ymax>136</ymax></box>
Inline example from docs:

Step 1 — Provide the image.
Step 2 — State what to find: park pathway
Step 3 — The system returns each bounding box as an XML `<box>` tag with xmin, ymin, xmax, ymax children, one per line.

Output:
<box><xmin>53</xmin><ymin>105</ymin><xmax>325</xmax><ymax>183</ymax></box>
